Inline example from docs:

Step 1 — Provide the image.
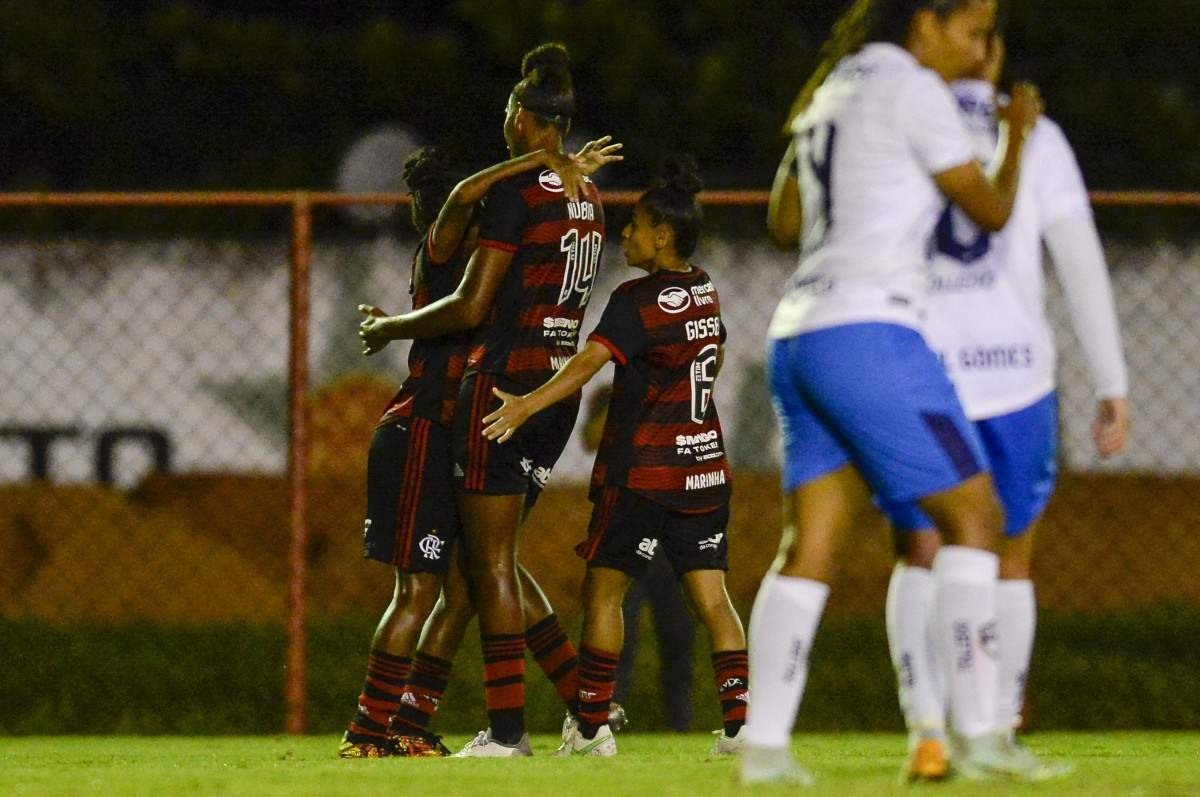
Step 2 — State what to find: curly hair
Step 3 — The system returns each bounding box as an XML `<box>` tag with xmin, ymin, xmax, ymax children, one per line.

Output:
<box><xmin>402</xmin><ymin>147</ymin><xmax>456</xmax><ymax>235</ymax></box>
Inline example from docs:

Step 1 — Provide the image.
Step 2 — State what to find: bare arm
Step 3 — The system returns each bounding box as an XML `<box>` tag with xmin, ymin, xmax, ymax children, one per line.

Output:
<box><xmin>934</xmin><ymin>83</ymin><xmax>1041</xmax><ymax>232</ymax></box>
<box><xmin>430</xmin><ymin>137</ymin><xmax>623</xmax><ymax>262</ymax></box>
<box><xmin>481</xmin><ymin>341</ymin><xmax>614</xmax><ymax>442</ymax></box>
<box><xmin>767</xmin><ymin>145</ymin><xmax>801</xmax><ymax>249</ymax></box>
<box><xmin>359</xmin><ymin>245</ymin><xmax>512</xmax><ymax>353</ymax></box>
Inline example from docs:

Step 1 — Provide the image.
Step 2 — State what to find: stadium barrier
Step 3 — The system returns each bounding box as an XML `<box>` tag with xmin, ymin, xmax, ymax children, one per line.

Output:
<box><xmin>1</xmin><ymin>190</ymin><xmax>1198</xmax><ymax>735</ymax></box>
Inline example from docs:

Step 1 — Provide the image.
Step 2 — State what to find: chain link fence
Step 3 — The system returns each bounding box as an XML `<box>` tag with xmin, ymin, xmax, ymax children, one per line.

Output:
<box><xmin>1</xmin><ymin>197</ymin><xmax>1197</xmax><ymax>734</ymax></box>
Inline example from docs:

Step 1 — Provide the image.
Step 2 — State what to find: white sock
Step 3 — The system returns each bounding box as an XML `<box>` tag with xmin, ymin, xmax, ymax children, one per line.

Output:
<box><xmin>744</xmin><ymin>573</ymin><xmax>830</xmax><ymax>748</ymax></box>
<box><xmin>931</xmin><ymin>545</ymin><xmax>999</xmax><ymax>739</ymax></box>
<box><xmin>995</xmin><ymin>579</ymin><xmax>1035</xmax><ymax>734</ymax></box>
<box><xmin>885</xmin><ymin>564</ymin><xmax>945</xmax><ymax>736</ymax></box>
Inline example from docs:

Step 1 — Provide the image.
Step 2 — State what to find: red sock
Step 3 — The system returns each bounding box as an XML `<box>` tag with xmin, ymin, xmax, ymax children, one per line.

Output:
<box><xmin>482</xmin><ymin>634</ymin><xmax>526</xmax><ymax>743</ymax></box>
<box><xmin>525</xmin><ymin>614</ymin><xmax>579</xmax><ymax>713</ymax></box>
<box><xmin>712</xmin><ymin>649</ymin><xmax>749</xmax><ymax>737</ymax></box>
<box><xmin>346</xmin><ymin>649</ymin><xmax>412</xmax><ymax>740</ymax></box>
<box><xmin>577</xmin><ymin>645</ymin><xmax>619</xmax><ymax>738</ymax></box>
<box><xmin>390</xmin><ymin>652</ymin><xmax>453</xmax><ymax>736</ymax></box>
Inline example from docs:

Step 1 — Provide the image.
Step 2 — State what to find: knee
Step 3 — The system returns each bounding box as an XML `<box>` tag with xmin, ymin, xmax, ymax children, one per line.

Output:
<box><xmin>902</xmin><ymin>531</ymin><xmax>940</xmax><ymax>569</ymax></box>
<box><xmin>398</xmin><ymin>572</ymin><xmax>442</xmax><ymax>616</ymax></box>
<box><xmin>583</xmin><ymin>572</ymin><xmax>626</xmax><ymax>613</ymax></box>
<box><xmin>998</xmin><ymin>533</ymin><xmax>1034</xmax><ymax>580</ymax></box>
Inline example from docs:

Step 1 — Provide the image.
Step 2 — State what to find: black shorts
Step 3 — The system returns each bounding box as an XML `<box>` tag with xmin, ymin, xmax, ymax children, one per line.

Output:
<box><xmin>453</xmin><ymin>372</ymin><xmax>579</xmax><ymax>507</ymax></box>
<box><xmin>576</xmin><ymin>487</ymin><xmax>730</xmax><ymax>579</ymax></box>
<box><xmin>362</xmin><ymin>416</ymin><xmax>458</xmax><ymax>573</ymax></box>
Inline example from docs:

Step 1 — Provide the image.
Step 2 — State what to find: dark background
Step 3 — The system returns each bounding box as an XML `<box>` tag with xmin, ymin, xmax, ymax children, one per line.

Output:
<box><xmin>1</xmin><ymin>0</ymin><xmax>1196</xmax><ymax>194</ymax></box>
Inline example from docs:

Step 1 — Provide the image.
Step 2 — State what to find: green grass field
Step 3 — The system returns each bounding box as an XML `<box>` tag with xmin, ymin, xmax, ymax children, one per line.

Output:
<box><xmin>2</xmin><ymin>733</ymin><xmax>1197</xmax><ymax>796</ymax></box>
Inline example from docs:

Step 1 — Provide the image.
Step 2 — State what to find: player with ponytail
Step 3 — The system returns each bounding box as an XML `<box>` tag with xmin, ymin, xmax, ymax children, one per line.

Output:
<box><xmin>484</xmin><ymin>157</ymin><xmax>747</xmax><ymax>759</ymax></box>
<box><xmin>746</xmin><ymin>0</ymin><xmax>1055</xmax><ymax>785</ymax></box>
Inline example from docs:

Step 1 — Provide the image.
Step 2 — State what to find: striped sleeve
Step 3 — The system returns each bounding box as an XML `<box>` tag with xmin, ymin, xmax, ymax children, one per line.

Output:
<box><xmin>588</xmin><ymin>290</ymin><xmax>646</xmax><ymax>366</ymax></box>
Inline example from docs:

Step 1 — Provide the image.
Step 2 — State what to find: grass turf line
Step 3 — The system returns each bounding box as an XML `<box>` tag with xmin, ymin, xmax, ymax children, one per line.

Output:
<box><xmin>2</xmin><ymin>733</ymin><xmax>1198</xmax><ymax>796</ymax></box>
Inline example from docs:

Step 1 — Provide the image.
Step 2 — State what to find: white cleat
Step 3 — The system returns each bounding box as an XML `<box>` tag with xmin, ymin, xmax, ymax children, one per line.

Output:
<box><xmin>996</xmin><ymin>732</ymin><xmax>1074</xmax><ymax>781</ymax></box>
<box><xmin>738</xmin><ymin>744</ymin><xmax>815</xmax><ymax>787</ymax></box>
<box><xmin>554</xmin><ymin>722</ymin><xmax>616</xmax><ymax>757</ymax></box>
<box><xmin>951</xmin><ymin>732</ymin><xmax>1071</xmax><ymax>782</ymax></box>
<box><xmin>453</xmin><ymin>728</ymin><xmax>532</xmax><ymax>758</ymax></box>
<box><xmin>710</xmin><ymin>726</ymin><xmax>746</xmax><ymax>756</ymax></box>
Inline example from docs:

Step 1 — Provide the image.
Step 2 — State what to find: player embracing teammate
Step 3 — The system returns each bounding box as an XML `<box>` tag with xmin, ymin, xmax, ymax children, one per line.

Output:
<box><xmin>744</xmin><ymin>0</ymin><xmax>1057</xmax><ymax>785</ymax></box>
<box><xmin>345</xmin><ymin>43</ymin><xmax>622</xmax><ymax>758</ymax></box>
<box><xmin>880</xmin><ymin>33</ymin><xmax>1128</xmax><ymax>780</ymax></box>
<box><xmin>483</xmin><ymin>158</ymin><xmax>748</xmax><ymax>758</ymax></box>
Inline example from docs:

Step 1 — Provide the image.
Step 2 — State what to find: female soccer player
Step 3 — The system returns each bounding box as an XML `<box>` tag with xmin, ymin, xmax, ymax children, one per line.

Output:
<box><xmin>881</xmin><ymin>33</ymin><xmax>1127</xmax><ymax>778</ymax></box>
<box><xmin>341</xmin><ymin>132</ymin><xmax>620</xmax><ymax>758</ymax></box>
<box><xmin>358</xmin><ymin>42</ymin><xmax>604</xmax><ymax>756</ymax></box>
<box><xmin>743</xmin><ymin>0</ymin><xmax>1045</xmax><ymax>784</ymax></box>
<box><xmin>482</xmin><ymin>157</ymin><xmax>748</xmax><ymax>759</ymax></box>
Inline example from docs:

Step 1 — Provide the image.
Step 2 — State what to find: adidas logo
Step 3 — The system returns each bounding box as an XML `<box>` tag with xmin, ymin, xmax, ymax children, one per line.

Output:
<box><xmin>454</xmin><ymin>463</ymin><xmax>464</xmax><ymax>478</ymax></box>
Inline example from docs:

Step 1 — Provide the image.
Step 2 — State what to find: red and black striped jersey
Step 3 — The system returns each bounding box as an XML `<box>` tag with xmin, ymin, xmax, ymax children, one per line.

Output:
<box><xmin>466</xmin><ymin>169</ymin><xmax>604</xmax><ymax>388</ymax></box>
<box><xmin>587</xmin><ymin>266</ymin><xmax>732</xmax><ymax>512</ymax></box>
<box><xmin>378</xmin><ymin>231</ymin><xmax>470</xmax><ymax>428</ymax></box>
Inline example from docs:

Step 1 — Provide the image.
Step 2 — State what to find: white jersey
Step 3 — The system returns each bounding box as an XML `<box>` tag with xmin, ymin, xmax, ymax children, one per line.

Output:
<box><xmin>924</xmin><ymin>80</ymin><xmax>1127</xmax><ymax>419</ymax></box>
<box><xmin>768</xmin><ymin>43</ymin><xmax>975</xmax><ymax>339</ymax></box>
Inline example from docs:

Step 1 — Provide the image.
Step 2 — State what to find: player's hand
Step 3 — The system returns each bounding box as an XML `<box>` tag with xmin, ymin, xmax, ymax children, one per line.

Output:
<box><xmin>358</xmin><ymin>304</ymin><xmax>390</xmax><ymax>356</ymax></box>
<box><xmin>481</xmin><ymin>388</ymin><xmax>532</xmax><ymax>443</ymax></box>
<box><xmin>572</xmin><ymin>135</ymin><xmax>624</xmax><ymax>175</ymax></box>
<box><xmin>541</xmin><ymin>150</ymin><xmax>586</xmax><ymax>203</ymax></box>
<box><xmin>1093</xmin><ymin>397</ymin><xmax>1130</xmax><ymax>458</ymax></box>
<box><xmin>998</xmin><ymin>82</ymin><xmax>1043</xmax><ymax>137</ymax></box>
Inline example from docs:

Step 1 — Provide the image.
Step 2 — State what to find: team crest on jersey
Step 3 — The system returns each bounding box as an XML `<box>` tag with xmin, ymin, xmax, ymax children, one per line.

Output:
<box><xmin>538</xmin><ymin>170</ymin><xmax>564</xmax><ymax>193</ymax></box>
<box><xmin>418</xmin><ymin>533</ymin><xmax>443</xmax><ymax>561</ymax></box>
<box><xmin>657</xmin><ymin>286</ymin><xmax>691</xmax><ymax>313</ymax></box>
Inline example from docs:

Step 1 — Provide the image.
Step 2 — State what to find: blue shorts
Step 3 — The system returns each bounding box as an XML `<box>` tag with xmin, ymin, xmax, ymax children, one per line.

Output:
<box><xmin>768</xmin><ymin>323</ymin><xmax>986</xmax><ymax>504</ymax></box>
<box><xmin>879</xmin><ymin>391</ymin><xmax>1058</xmax><ymax>537</ymax></box>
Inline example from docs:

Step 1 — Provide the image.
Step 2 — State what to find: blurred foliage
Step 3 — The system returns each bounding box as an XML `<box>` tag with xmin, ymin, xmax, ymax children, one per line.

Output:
<box><xmin>3</xmin><ymin>607</ymin><xmax>1197</xmax><ymax>733</ymax></box>
<box><xmin>0</xmin><ymin>0</ymin><xmax>1195</xmax><ymax>196</ymax></box>
<box><xmin>0</xmin><ymin>1</ymin><xmax>1193</xmax><ymax>237</ymax></box>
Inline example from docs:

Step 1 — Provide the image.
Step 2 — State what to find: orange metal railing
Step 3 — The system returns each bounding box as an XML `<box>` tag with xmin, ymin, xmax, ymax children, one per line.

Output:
<box><xmin>0</xmin><ymin>188</ymin><xmax>1195</xmax><ymax>733</ymax></box>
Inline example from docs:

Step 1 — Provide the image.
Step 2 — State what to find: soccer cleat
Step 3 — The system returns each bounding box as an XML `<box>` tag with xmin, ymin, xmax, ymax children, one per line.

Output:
<box><xmin>903</xmin><ymin>733</ymin><xmax>949</xmax><ymax>782</ymax></box>
<box><xmin>710</xmin><ymin>726</ymin><xmax>746</xmax><ymax>756</ymax></box>
<box><xmin>392</xmin><ymin>732</ymin><xmax>451</xmax><ymax>757</ymax></box>
<box><xmin>453</xmin><ymin>728</ymin><xmax>533</xmax><ymax>758</ymax></box>
<box><xmin>608</xmin><ymin>702</ymin><xmax>628</xmax><ymax>732</ymax></box>
<box><xmin>996</xmin><ymin>732</ymin><xmax>1074</xmax><ymax>781</ymax></box>
<box><xmin>337</xmin><ymin>731</ymin><xmax>398</xmax><ymax>758</ymax></box>
<box><xmin>738</xmin><ymin>744</ymin><xmax>815</xmax><ymax>787</ymax></box>
<box><xmin>951</xmin><ymin>732</ymin><xmax>1072</xmax><ymax>782</ymax></box>
<box><xmin>561</xmin><ymin>703</ymin><xmax>628</xmax><ymax>744</ymax></box>
<box><xmin>555</xmin><ymin>722</ymin><xmax>617</xmax><ymax>757</ymax></box>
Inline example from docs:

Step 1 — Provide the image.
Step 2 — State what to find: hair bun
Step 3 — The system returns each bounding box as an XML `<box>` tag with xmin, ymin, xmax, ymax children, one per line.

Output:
<box><xmin>660</xmin><ymin>155</ymin><xmax>703</xmax><ymax>196</ymax></box>
<box><xmin>521</xmin><ymin>42</ymin><xmax>572</xmax><ymax>88</ymax></box>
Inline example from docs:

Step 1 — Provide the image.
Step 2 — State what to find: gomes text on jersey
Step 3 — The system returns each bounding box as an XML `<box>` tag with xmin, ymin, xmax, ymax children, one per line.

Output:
<box><xmin>468</xmin><ymin>170</ymin><xmax>605</xmax><ymax>387</ymax></box>
<box><xmin>587</xmin><ymin>266</ymin><xmax>732</xmax><ymax>512</ymax></box>
<box><xmin>379</xmin><ymin>233</ymin><xmax>471</xmax><ymax>428</ymax></box>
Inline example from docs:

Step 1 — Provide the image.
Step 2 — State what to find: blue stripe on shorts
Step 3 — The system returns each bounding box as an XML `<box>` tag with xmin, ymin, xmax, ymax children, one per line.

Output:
<box><xmin>880</xmin><ymin>391</ymin><xmax>1058</xmax><ymax>537</ymax></box>
<box><xmin>768</xmin><ymin>322</ymin><xmax>986</xmax><ymax>503</ymax></box>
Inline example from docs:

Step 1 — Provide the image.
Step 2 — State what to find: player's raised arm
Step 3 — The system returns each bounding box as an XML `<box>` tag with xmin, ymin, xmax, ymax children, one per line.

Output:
<box><xmin>430</xmin><ymin>136</ymin><xmax>623</xmax><ymax>262</ymax></box>
<box><xmin>481</xmin><ymin>341</ymin><xmax>613</xmax><ymax>442</ymax></box>
<box><xmin>934</xmin><ymin>82</ymin><xmax>1041</xmax><ymax>231</ymax></box>
<box><xmin>767</xmin><ymin>145</ymin><xmax>801</xmax><ymax>249</ymax></box>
